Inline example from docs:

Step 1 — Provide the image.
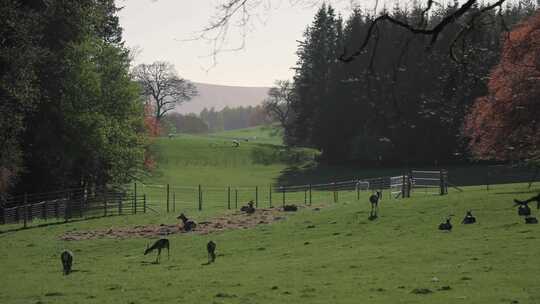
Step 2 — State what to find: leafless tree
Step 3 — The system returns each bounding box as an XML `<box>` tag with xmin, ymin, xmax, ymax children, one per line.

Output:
<box><xmin>263</xmin><ymin>80</ymin><xmax>294</xmax><ymax>127</ymax></box>
<box><xmin>132</xmin><ymin>61</ymin><xmax>198</xmax><ymax>121</ymax></box>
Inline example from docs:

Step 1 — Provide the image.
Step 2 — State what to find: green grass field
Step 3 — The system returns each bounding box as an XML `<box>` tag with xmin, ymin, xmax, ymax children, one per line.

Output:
<box><xmin>1</xmin><ymin>184</ymin><xmax>539</xmax><ymax>304</ymax></box>
<box><xmin>1</xmin><ymin>127</ymin><xmax>540</xmax><ymax>303</ymax></box>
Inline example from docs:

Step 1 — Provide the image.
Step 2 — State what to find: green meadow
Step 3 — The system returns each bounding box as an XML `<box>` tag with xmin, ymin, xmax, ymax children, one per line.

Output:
<box><xmin>1</xmin><ymin>127</ymin><xmax>539</xmax><ymax>304</ymax></box>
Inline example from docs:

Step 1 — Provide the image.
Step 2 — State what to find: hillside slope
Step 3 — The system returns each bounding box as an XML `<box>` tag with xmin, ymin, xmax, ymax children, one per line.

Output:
<box><xmin>175</xmin><ymin>82</ymin><xmax>270</xmax><ymax>114</ymax></box>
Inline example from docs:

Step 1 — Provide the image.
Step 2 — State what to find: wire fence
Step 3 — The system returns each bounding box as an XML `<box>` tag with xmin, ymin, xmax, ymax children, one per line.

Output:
<box><xmin>140</xmin><ymin>174</ymin><xmax>416</xmax><ymax>214</ymax></box>
<box><xmin>0</xmin><ymin>187</ymin><xmax>147</xmax><ymax>230</ymax></box>
<box><xmin>1</xmin><ymin>169</ymin><xmax>455</xmax><ymax>229</ymax></box>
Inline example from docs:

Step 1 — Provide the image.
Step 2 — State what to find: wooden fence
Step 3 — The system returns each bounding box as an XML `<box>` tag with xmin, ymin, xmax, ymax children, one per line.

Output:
<box><xmin>0</xmin><ymin>188</ymin><xmax>146</xmax><ymax>228</ymax></box>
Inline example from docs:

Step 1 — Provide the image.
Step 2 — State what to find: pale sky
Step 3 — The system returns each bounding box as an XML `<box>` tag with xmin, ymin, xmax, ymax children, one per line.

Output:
<box><xmin>117</xmin><ymin>0</ymin><xmax>377</xmax><ymax>87</ymax></box>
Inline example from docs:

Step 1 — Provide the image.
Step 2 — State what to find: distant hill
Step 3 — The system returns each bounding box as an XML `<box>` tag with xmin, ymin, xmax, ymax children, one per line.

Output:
<box><xmin>174</xmin><ymin>82</ymin><xmax>270</xmax><ymax>114</ymax></box>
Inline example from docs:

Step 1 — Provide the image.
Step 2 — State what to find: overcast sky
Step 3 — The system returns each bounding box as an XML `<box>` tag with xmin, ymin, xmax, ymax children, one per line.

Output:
<box><xmin>117</xmin><ymin>0</ymin><xmax>376</xmax><ymax>87</ymax></box>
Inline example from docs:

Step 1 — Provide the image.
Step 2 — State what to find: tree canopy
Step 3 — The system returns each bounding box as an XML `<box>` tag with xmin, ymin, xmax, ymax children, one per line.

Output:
<box><xmin>0</xmin><ymin>0</ymin><xmax>147</xmax><ymax>194</ymax></box>
<box><xmin>464</xmin><ymin>11</ymin><xmax>540</xmax><ymax>165</ymax></box>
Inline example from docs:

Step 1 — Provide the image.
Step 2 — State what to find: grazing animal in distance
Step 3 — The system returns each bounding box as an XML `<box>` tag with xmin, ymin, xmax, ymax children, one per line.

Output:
<box><xmin>283</xmin><ymin>204</ymin><xmax>298</xmax><ymax>212</ymax></box>
<box><xmin>240</xmin><ymin>200</ymin><xmax>256</xmax><ymax>214</ymax></box>
<box><xmin>369</xmin><ymin>191</ymin><xmax>381</xmax><ymax>212</ymax></box>
<box><xmin>144</xmin><ymin>239</ymin><xmax>170</xmax><ymax>264</ymax></box>
<box><xmin>177</xmin><ymin>213</ymin><xmax>197</xmax><ymax>231</ymax></box>
<box><xmin>438</xmin><ymin>218</ymin><xmax>452</xmax><ymax>231</ymax></box>
<box><xmin>61</xmin><ymin>250</ymin><xmax>73</xmax><ymax>275</ymax></box>
<box><xmin>207</xmin><ymin>241</ymin><xmax>216</xmax><ymax>263</ymax></box>
<box><xmin>525</xmin><ymin>216</ymin><xmax>538</xmax><ymax>224</ymax></box>
<box><xmin>461</xmin><ymin>210</ymin><xmax>476</xmax><ymax>224</ymax></box>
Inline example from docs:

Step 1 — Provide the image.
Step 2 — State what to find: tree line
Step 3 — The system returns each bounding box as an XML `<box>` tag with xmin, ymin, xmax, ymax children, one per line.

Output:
<box><xmin>280</xmin><ymin>2</ymin><xmax>537</xmax><ymax>165</ymax></box>
<box><xmin>0</xmin><ymin>1</ymin><xmax>147</xmax><ymax>195</ymax></box>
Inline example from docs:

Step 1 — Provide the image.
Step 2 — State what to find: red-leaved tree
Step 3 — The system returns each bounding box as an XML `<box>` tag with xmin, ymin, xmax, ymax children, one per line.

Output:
<box><xmin>143</xmin><ymin>103</ymin><xmax>159</xmax><ymax>170</ymax></box>
<box><xmin>464</xmin><ymin>11</ymin><xmax>540</xmax><ymax>164</ymax></box>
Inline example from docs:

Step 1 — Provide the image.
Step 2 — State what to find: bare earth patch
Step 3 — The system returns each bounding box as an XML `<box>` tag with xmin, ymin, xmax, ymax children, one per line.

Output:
<box><xmin>60</xmin><ymin>206</ymin><xmax>312</xmax><ymax>241</ymax></box>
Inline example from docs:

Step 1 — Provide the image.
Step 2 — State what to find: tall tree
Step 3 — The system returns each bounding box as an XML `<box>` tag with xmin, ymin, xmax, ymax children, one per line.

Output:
<box><xmin>464</xmin><ymin>11</ymin><xmax>540</xmax><ymax>164</ymax></box>
<box><xmin>132</xmin><ymin>61</ymin><xmax>198</xmax><ymax>122</ymax></box>
<box><xmin>263</xmin><ymin>80</ymin><xmax>295</xmax><ymax>128</ymax></box>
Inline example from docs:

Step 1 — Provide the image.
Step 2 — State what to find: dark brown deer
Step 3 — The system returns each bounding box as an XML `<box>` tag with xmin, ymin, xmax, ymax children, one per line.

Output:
<box><xmin>144</xmin><ymin>239</ymin><xmax>170</xmax><ymax>264</ymax></box>
<box><xmin>177</xmin><ymin>213</ymin><xmax>197</xmax><ymax>231</ymax></box>
<box><xmin>207</xmin><ymin>241</ymin><xmax>216</xmax><ymax>263</ymax></box>
<box><xmin>61</xmin><ymin>250</ymin><xmax>73</xmax><ymax>275</ymax></box>
<box><xmin>461</xmin><ymin>210</ymin><xmax>476</xmax><ymax>224</ymax></box>
<box><xmin>369</xmin><ymin>191</ymin><xmax>381</xmax><ymax>212</ymax></box>
<box><xmin>438</xmin><ymin>218</ymin><xmax>452</xmax><ymax>231</ymax></box>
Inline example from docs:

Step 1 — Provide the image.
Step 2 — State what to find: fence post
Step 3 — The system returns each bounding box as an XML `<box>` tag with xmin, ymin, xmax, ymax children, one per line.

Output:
<box><xmin>304</xmin><ymin>187</ymin><xmax>307</xmax><ymax>205</ymax></box>
<box><xmin>282</xmin><ymin>186</ymin><xmax>285</xmax><ymax>207</ymax></box>
<box><xmin>198</xmin><ymin>184</ymin><xmax>202</xmax><ymax>211</ymax></box>
<box><xmin>235</xmin><ymin>188</ymin><xmax>238</xmax><ymax>209</ymax></box>
<box><xmin>333</xmin><ymin>183</ymin><xmax>337</xmax><ymax>203</ymax></box>
<box><xmin>54</xmin><ymin>200</ymin><xmax>59</xmax><ymax>219</ymax></box>
<box><xmin>104</xmin><ymin>191</ymin><xmax>108</xmax><ymax>217</ymax></box>
<box><xmin>255</xmin><ymin>186</ymin><xmax>258</xmax><ymax>208</ymax></box>
<box><xmin>439</xmin><ymin>170</ymin><xmax>445</xmax><ymax>196</ymax></box>
<box><xmin>309</xmin><ymin>184</ymin><xmax>312</xmax><ymax>205</ymax></box>
<box><xmin>23</xmin><ymin>193</ymin><xmax>28</xmax><ymax>228</ymax></box>
<box><xmin>0</xmin><ymin>206</ymin><xmax>4</xmax><ymax>225</ymax></box>
<box><xmin>356</xmin><ymin>180</ymin><xmax>360</xmax><ymax>200</ymax></box>
<box><xmin>228</xmin><ymin>186</ymin><xmax>231</xmax><ymax>209</ymax></box>
<box><xmin>173</xmin><ymin>192</ymin><xmax>176</xmax><ymax>212</ymax></box>
<box><xmin>144</xmin><ymin>194</ymin><xmax>147</xmax><ymax>213</ymax></box>
<box><xmin>269</xmin><ymin>185</ymin><xmax>272</xmax><ymax>207</ymax></box>
<box><xmin>133</xmin><ymin>182</ymin><xmax>137</xmax><ymax>214</ymax></box>
<box><xmin>167</xmin><ymin>184</ymin><xmax>170</xmax><ymax>213</ymax></box>
<box><xmin>119</xmin><ymin>194</ymin><xmax>123</xmax><ymax>215</ymax></box>
<box><xmin>134</xmin><ymin>190</ymin><xmax>138</xmax><ymax>214</ymax></box>
<box><xmin>64</xmin><ymin>199</ymin><xmax>69</xmax><ymax>223</ymax></box>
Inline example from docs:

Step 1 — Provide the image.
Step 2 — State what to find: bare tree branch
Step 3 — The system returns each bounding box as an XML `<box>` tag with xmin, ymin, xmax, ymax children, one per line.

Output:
<box><xmin>132</xmin><ymin>62</ymin><xmax>198</xmax><ymax>121</ymax></box>
<box><xmin>339</xmin><ymin>0</ymin><xmax>508</xmax><ymax>62</ymax></box>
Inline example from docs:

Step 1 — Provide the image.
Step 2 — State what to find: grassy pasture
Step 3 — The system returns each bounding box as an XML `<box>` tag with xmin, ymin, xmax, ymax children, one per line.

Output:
<box><xmin>2</xmin><ymin>127</ymin><xmax>539</xmax><ymax>303</ymax></box>
<box><xmin>1</xmin><ymin>183</ymin><xmax>539</xmax><ymax>304</ymax></box>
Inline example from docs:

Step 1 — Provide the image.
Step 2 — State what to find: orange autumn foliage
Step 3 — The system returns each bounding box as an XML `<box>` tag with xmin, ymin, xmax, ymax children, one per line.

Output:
<box><xmin>143</xmin><ymin>103</ymin><xmax>159</xmax><ymax>171</ymax></box>
<box><xmin>144</xmin><ymin>103</ymin><xmax>161</xmax><ymax>137</ymax></box>
<box><xmin>464</xmin><ymin>11</ymin><xmax>540</xmax><ymax>162</ymax></box>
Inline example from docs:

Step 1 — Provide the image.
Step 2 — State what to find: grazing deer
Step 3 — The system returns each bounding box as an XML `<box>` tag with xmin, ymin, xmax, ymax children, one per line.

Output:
<box><xmin>177</xmin><ymin>213</ymin><xmax>197</xmax><ymax>231</ymax></box>
<box><xmin>144</xmin><ymin>239</ymin><xmax>170</xmax><ymax>264</ymax></box>
<box><xmin>207</xmin><ymin>241</ymin><xmax>216</xmax><ymax>263</ymax></box>
<box><xmin>438</xmin><ymin>218</ymin><xmax>452</xmax><ymax>231</ymax></box>
<box><xmin>369</xmin><ymin>191</ymin><xmax>381</xmax><ymax>212</ymax></box>
<box><xmin>61</xmin><ymin>250</ymin><xmax>73</xmax><ymax>275</ymax></box>
<box><xmin>461</xmin><ymin>210</ymin><xmax>476</xmax><ymax>224</ymax></box>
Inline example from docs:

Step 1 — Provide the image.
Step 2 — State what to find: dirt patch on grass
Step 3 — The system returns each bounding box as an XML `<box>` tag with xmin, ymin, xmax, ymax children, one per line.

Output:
<box><xmin>60</xmin><ymin>206</ymin><xmax>309</xmax><ymax>241</ymax></box>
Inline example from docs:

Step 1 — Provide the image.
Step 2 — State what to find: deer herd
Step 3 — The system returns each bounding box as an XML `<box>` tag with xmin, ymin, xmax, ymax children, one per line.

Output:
<box><xmin>60</xmin><ymin>191</ymin><xmax>539</xmax><ymax>274</ymax></box>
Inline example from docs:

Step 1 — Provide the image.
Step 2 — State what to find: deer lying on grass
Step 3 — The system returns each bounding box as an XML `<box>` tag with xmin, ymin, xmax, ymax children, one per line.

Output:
<box><xmin>514</xmin><ymin>200</ymin><xmax>532</xmax><ymax>217</ymax></box>
<box><xmin>207</xmin><ymin>241</ymin><xmax>216</xmax><ymax>263</ymax></box>
<box><xmin>177</xmin><ymin>213</ymin><xmax>197</xmax><ymax>231</ymax></box>
<box><xmin>240</xmin><ymin>200</ymin><xmax>256</xmax><ymax>214</ymax></box>
<box><xmin>61</xmin><ymin>250</ymin><xmax>73</xmax><ymax>275</ymax></box>
<box><xmin>438</xmin><ymin>218</ymin><xmax>452</xmax><ymax>231</ymax></box>
<box><xmin>144</xmin><ymin>239</ymin><xmax>170</xmax><ymax>264</ymax></box>
<box><xmin>461</xmin><ymin>210</ymin><xmax>476</xmax><ymax>224</ymax></box>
